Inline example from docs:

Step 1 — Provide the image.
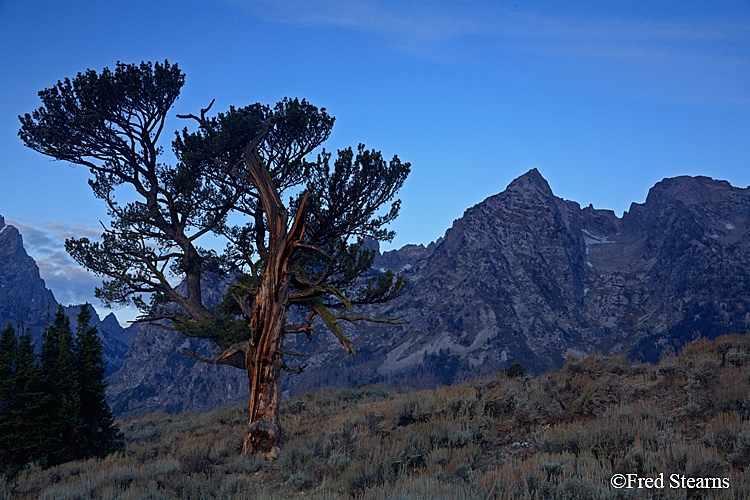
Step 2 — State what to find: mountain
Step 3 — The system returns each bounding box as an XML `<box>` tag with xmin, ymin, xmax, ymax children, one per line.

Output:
<box><xmin>0</xmin><ymin>215</ymin><xmax>57</xmax><ymax>341</ymax></box>
<box><xmin>105</xmin><ymin>321</ymin><xmax>249</xmax><ymax>418</ymax></box>
<box><xmin>105</xmin><ymin>170</ymin><xmax>750</xmax><ymax>415</ymax></box>
<box><xmin>0</xmin><ymin>215</ymin><xmax>130</xmax><ymax>376</ymax></box>
<box><xmin>63</xmin><ymin>304</ymin><xmax>131</xmax><ymax>377</ymax></box>
<box><xmin>286</xmin><ymin>170</ymin><xmax>750</xmax><ymax>391</ymax></box>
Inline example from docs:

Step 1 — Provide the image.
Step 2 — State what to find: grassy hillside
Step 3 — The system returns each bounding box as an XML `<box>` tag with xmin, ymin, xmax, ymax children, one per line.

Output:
<box><xmin>3</xmin><ymin>333</ymin><xmax>750</xmax><ymax>499</ymax></box>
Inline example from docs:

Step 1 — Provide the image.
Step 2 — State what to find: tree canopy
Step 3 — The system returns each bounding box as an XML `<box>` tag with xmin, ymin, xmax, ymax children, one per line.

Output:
<box><xmin>19</xmin><ymin>61</ymin><xmax>410</xmax><ymax>457</ymax></box>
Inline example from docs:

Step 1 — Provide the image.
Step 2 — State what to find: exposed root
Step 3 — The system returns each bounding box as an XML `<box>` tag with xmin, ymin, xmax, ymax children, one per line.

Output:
<box><xmin>243</xmin><ymin>421</ymin><xmax>280</xmax><ymax>460</ymax></box>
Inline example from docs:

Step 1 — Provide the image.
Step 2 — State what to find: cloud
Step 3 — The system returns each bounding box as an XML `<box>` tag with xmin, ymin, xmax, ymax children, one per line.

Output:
<box><xmin>223</xmin><ymin>0</ymin><xmax>749</xmax><ymax>105</ymax></box>
<box><xmin>232</xmin><ymin>0</ymin><xmax>483</xmax><ymax>40</ymax></box>
<box><xmin>43</xmin><ymin>220</ymin><xmax>103</xmax><ymax>242</ymax></box>
<box><xmin>225</xmin><ymin>0</ymin><xmax>747</xmax><ymax>54</ymax></box>
<box><xmin>9</xmin><ymin>219</ymin><xmax>102</xmax><ymax>254</ymax></box>
<box><xmin>9</xmin><ymin>221</ymin><xmax>57</xmax><ymax>254</ymax></box>
<box><xmin>35</xmin><ymin>252</ymin><xmax>101</xmax><ymax>305</ymax></box>
<box><xmin>6</xmin><ymin>218</ymin><xmax>138</xmax><ymax>324</ymax></box>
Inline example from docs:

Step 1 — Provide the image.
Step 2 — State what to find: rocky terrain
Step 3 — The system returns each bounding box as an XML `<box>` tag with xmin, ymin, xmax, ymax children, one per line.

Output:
<box><xmin>0</xmin><ymin>216</ymin><xmax>56</xmax><ymax>343</ymax></box>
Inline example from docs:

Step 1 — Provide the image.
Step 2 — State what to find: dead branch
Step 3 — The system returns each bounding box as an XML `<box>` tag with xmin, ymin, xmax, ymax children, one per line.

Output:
<box><xmin>176</xmin><ymin>99</ymin><xmax>216</xmax><ymax>134</ymax></box>
<box><xmin>277</xmin><ymin>348</ymin><xmax>305</xmax><ymax>357</ymax></box>
<box><xmin>281</xmin><ymin>361</ymin><xmax>307</xmax><ymax>374</ymax></box>
<box><xmin>336</xmin><ymin>314</ymin><xmax>408</xmax><ymax>325</ymax></box>
<box><xmin>181</xmin><ymin>341</ymin><xmax>249</xmax><ymax>370</ymax></box>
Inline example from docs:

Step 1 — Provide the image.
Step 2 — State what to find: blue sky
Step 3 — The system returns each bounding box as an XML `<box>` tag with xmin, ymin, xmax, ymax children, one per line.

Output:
<box><xmin>0</xmin><ymin>0</ymin><xmax>748</xmax><ymax>324</ymax></box>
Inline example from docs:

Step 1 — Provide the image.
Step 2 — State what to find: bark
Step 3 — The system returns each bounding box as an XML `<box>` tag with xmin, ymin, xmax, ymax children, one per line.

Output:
<box><xmin>242</xmin><ymin>278</ymin><xmax>285</xmax><ymax>458</ymax></box>
<box><xmin>238</xmin><ymin>144</ymin><xmax>310</xmax><ymax>458</ymax></box>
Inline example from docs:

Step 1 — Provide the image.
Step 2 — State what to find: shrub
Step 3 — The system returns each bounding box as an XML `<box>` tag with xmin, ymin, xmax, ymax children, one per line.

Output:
<box><xmin>729</xmin><ymin>430</ymin><xmax>750</xmax><ymax>468</ymax></box>
<box><xmin>288</xmin><ymin>471</ymin><xmax>316</xmax><ymax>489</ymax></box>
<box><xmin>176</xmin><ymin>443</ymin><xmax>212</xmax><ymax>474</ymax></box>
<box><xmin>556</xmin><ymin>476</ymin><xmax>604</xmax><ymax>500</ymax></box>
<box><xmin>726</xmin><ymin>351</ymin><xmax>747</xmax><ymax>369</ymax></box>
<box><xmin>505</xmin><ymin>363</ymin><xmax>525</xmax><ymax>379</ymax></box>
<box><xmin>396</xmin><ymin>392</ymin><xmax>436</xmax><ymax>427</ymax></box>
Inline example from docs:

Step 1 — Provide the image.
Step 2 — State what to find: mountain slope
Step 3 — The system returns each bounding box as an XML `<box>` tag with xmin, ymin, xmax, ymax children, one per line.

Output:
<box><xmin>7</xmin><ymin>333</ymin><xmax>750</xmax><ymax>499</ymax></box>
<box><xmin>0</xmin><ymin>215</ymin><xmax>56</xmax><ymax>340</ymax></box>
<box><xmin>285</xmin><ymin>170</ymin><xmax>750</xmax><ymax>393</ymax></box>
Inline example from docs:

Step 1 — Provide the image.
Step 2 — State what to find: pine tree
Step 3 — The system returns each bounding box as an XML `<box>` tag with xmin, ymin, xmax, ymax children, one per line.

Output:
<box><xmin>1</xmin><ymin>307</ymin><xmax>122</xmax><ymax>475</ymax></box>
<box><xmin>20</xmin><ymin>60</ymin><xmax>409</xmax><ymax>458</ymax></box>
<box><xmin>0</xmin><ymin>323</ymin><xmax>16</xmax><ymax>412</ymax></box>
<box><xmin>0</xmin><ymin>323</ymin><xmax>18</xmax><ymax>468</ymax></box>
<box><xmin>74</xmin><ymin>304</ymin><xmax>122</xmax><ymax>458</ymax></box>
<box><xmin>0</xmin><ymin>326</ymin><xmax>43</xmax><ymax>475</ymax></box>
<box><xmin>39</xmin><ymin>307</ymin><xmax>60</xmax><ymax>376</ymax></box>
<box><xmin>38</xmin><ymin>306</ymin><xmax>82</xmax><ymax>466</ymax></box>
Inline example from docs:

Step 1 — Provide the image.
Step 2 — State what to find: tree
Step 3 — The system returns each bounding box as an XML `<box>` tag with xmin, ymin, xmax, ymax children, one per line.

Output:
<box><xmin>20</xmin><ymin>61</ymin><xmax>410</xmax><ymax>458</ymax></box>
<box><xmin>75</xmin><ymin>304</ymin><xmax>122</xmax><ymax>458</ymax></box>
<box><xmin>0</xmin><ymin>323</ymin><xmax>16</xmax><ymax>413</ymax></box>
<box><xmin>38</xmin><ymin>306</ymin><xmax>82</xmax><ymax>466</ymax></box>
<box><xmin>0</xmin><ymin>325</ymin><xmax>44</xmax><ymax>474</ymax></box>
<box><xmin>0</xmin><ymin>308</ymin><xmax>121</xmax><ymax>474</ymax></box>
<box><xmin>0</xmin><ymin>323</ymin><xmax>18</xmax><ymax>464</ymax></box>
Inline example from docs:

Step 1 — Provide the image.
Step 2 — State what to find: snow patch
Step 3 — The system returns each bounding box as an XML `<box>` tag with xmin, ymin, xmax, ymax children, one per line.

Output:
<box><xmin>564</xmin><ymin>348</ymin><xmax>586</xmax><ymax>359</ymax></box>
<box><xmin>725</xmin><ymin>222</ymin><xmax>735</xmax><ymax>230</ymax></box>
<box><xmin>581</xmin><ymin>229</ymin><xmax>615</xmax><ymax>246</ymax></box>
<box><xmin>402</xmin><ymin>263</ymin><xmax>412</xmax><ymax>271</ymax></box>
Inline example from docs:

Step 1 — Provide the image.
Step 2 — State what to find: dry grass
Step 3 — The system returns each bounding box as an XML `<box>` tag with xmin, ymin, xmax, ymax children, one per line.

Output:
<box><xmin>3</xmin><ymin>333</ymin><xmax>750</xmax><ymax>499</ymax></box>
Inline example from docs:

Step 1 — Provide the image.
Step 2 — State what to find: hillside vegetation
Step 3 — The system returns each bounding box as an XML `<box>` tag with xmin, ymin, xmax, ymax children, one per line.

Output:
<box><xmin>3</xmin><ymin>333</ymin><xmax>750</xmax><ymax>499</ymax></box>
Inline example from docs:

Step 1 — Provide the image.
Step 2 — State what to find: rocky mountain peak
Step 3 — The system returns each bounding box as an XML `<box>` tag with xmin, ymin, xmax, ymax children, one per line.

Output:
<box><xmin>0</xmin><ymin>215</ymin><xmax>55</xmax><ymax>339</ymax></box>
<box><xmin>644</xmin><ymin>175</ymin><xmax>741</xmax><ymax>208</ymax></box>
<box><xmin>282</xmin><ymin>170</ymin><xmax>750</xmax><ymax>392</ymax></box>
<box><xmin>503</xmin><ymin>168</ymin><xmax>555</xmax><ymax>199</ymax></box>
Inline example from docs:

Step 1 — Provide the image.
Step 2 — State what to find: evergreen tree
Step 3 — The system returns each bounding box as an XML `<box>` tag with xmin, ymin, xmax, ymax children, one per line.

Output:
<box><xmin>0</xmin><ymin>327</ymin><xmax>43</xmax><ymax>475</ymax></box>
<box><xmin>0</xmin><ymin>323</ymin><xmax>16</xmax><ymax>413</ymax></box>
<box><xmin>20</xmin><ymin>60</ymin><xmax>409</xmax><ymax>458</ymax></box>
<box><xmin>74</xmin><ymin>304</ymin><xmax>122</xmax><ymax>458</ymax></box>
<box><xmin>0</xmin><ymin>323</ymin><xmax>18</xmax><ymax>468</ymax></box>
<box><xmin>38</xmin><ymin>306</ymin><xmax>82</xmax><ymax>466</ymax></box>
<box><xmin>1</xmin><ymin>308</ymin><xmax>122</xmax><ymax>475</ymax></box>
<box><xmin>39</xmin><ymin>307</ymin><xmax>61</xmax><ymax>376</ymax></box>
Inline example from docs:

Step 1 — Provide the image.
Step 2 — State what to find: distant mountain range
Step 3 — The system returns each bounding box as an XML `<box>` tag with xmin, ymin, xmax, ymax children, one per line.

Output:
<box><xmin>281</xmin><ymin>169</ymin><xmax>750</xmax><ymax>395</ymax></box>
<box><xmin>3</xmin><ymin>170</ymin><xmax>749</xmax><ymax>418</ymax></box>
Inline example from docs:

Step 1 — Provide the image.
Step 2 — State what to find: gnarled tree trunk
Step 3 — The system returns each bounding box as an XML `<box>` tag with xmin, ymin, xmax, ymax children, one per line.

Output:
<box><xmin>236</xmin><ymin>147</ymin><xmax>309</xmax><ymax>458</ymax></box>
<box><xmin>242</xmin><ymin>274</ymin><xmax>287</xmax><ymax>458</ymax></box>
